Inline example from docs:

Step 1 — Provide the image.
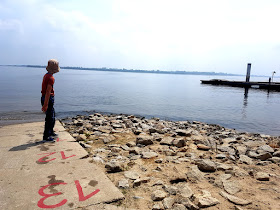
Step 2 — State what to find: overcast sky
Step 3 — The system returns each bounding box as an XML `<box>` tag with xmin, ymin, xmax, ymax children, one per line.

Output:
<box><xmin>0</xmin><ymin>0</ymin><xmax>280</xmax><ymax>75</ymax></box>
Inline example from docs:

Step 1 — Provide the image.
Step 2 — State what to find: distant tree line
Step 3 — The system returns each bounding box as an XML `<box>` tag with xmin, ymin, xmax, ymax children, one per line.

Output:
<box><xmin>1</xmin><ymin>64</ymin><xmax>242</xmax><ymax>76</ymax></box>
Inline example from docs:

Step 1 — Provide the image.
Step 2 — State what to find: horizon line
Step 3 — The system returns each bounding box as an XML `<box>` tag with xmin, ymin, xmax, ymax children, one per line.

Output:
<box><xmin>0</xmin><ymin>64</ymin><xmax>272</xmax><ymax>77</ymax></box>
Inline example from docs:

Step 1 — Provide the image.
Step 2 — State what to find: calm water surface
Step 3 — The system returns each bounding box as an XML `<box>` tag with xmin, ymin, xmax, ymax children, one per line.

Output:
<box><xmin>0</xmin><ymin>66</ymin><xmax>279</xmax><ymax>136</ymax></box>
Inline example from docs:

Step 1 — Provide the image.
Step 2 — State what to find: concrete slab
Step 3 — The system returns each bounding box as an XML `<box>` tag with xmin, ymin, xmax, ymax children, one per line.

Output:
<box><xmin>0</xmin><ymin>121</ymin><xmax>124</xmax><ymax>210</ymax></box>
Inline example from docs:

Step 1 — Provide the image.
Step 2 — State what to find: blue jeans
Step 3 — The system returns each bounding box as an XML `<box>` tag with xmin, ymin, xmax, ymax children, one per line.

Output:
<box><xmin>41</xmin><ymin>95</ymin><xmax>55</xmax><ymax>139</ymax></box>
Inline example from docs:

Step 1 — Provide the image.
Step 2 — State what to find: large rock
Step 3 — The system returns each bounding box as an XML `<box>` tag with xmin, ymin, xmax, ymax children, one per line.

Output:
<box><xmin>142</xmin><ymin>151</ymin><xmax>158</xmax><ymax>159</ymax></box>
<box><xmin>160</xmin><ymin>137</ymin><xmax>174</xmax><ymax>145</ymax></box>
<box><xmin>239</xmin><ymin>155</ymin><xmax>253</xmax><ymax>165</ymax></box>
<box><xmin>105</xmin><ymin>161</ymin><xmax>123</xmax><ymax>173</ymax></box>
<box><xmin>273</xmin><ymin>151</ymin><xmax>280</xmax><ymax>157</ymax></box>
<box><xmin>163</xmin><ymin>197</ymin><xmax>175</xmax><ymax>209</ymax></box>
<box><xmin>178</xmin><ymin>184</ymin><xmax>193</xmax><ymax>199</ymax></box>
<box><xmin>236</xmin><ymin>145</ymin><xmax>247</xmax><ymax>155</ymax></box>
<box><xmin>151</xmin><ymin>190</ymin><xmax>167</xmax><ymax>201</ymax></box>
<box><xmin>186</xmin><ymin>165</ymin><xmax>205</xmax><ymax>181</ymax></box>
<box><xmin>217</xmin><ymin>163</ymin><xmax>233</xmax><ymax>171</ymax></box>
<box><xmin>256</xmin><ymin>152</ymin><xmax>272</xmax><ymax>161</ymax></box>
<box><xmin>222</xmin><ymin>180</ymin><xmax>241</xmax><ymax>195</ymax></box>
<box><xmin>118</xmin><ymin>179</ymin><xmax>129</xmax><ymax>189</ymax></box>
<box><xmin>269</xmin><ymin>157</ymin><xmax>280</xmax><ymax>163</ymax></box>
<box><xmin>197</xmin><ymin>144</ymin><xmax>210</xmax><ymax>151</ymax></box>
<box><xmin>197</xmin><ymin>190</ymin><xmax>220</xmax><ymax>208</ymax></box>
<box><xmin>124</xmin><ymin>171</ymin><xmax>140</xmax><ymax>180</ymax></box>
<box><xmin>152</xmin><ymin>203</ymin><xmax>164</xmax><ymax>210</ymax></box>
<box><xmin>172</xmin><ymin>204</ymin><xmax>187</xmax><ymax>210</ymax></box>
<box><xmin>258</xmin><ymin>145</ymin><xmax>274</xmax><ymax>153</ymax></box>
<box><xmin>220</xmin><ymin>191</ymin><xmax>251</xmax><ymax>205</ymax></box>
<box><xmin>175</xmin><ymin>129</ymin><xmax>192</xmax><ymax>137</ymax></box>
<box><xmin>163</xmin><ymin>185</ymin><xmax>178</xmax><ymax>195</ymax></box>
<box><xmin>196</xmin><ymin>159</ymin><xmax>217</xmax><ymax>172</ymax></box>
<box><xmin>136</xmin><ymin>135</ymin><xmax>154</xmax><ymax>145</ymax></box>
<box><xmin>173</xmin><ymin>138</ymin><xmax>186</xmax><ymax>148</ymax></box>
<box><xmin>256</xmin><ymin>172</ymin><xmax>270</xmax><ymax>181</ymax></box>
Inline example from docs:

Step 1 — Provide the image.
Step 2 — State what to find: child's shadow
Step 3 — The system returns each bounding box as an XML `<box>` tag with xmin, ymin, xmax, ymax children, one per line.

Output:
<box><xmin>9</xmin><ymin>139</ymin><xmax>53</xmax><ymax>151</ymax></box>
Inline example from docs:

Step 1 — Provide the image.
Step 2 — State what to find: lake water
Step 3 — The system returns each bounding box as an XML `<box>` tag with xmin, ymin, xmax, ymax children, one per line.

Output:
<box><xmin>0</xmin><ymin>66</ymin><xmax>279</xmax><ymax>136</ymax></box>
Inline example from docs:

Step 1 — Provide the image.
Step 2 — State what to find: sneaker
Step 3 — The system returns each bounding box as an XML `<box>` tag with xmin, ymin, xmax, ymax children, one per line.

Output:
<box><xmin>50</xmin><ymin>132</ymin><xmax>58</xmax><ymax>137</ymax></box>
<box><xmin>43</xmin><ymin>137</ymin><xmax>55</xmax><ymax>142</ymax></box>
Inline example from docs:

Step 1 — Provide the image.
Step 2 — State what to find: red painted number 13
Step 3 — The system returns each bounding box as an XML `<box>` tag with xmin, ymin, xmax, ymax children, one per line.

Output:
<box><xmin>37</xmin><ymin>180</ymin><xmax>100</xmax><ymax>208</ymax></box>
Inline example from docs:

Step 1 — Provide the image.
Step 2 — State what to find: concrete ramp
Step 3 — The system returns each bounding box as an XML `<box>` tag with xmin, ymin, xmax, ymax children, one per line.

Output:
<box><xmin>0</xmin><ymin>121</ymin><xmax>124</xmax><ymax>210</ymax></box>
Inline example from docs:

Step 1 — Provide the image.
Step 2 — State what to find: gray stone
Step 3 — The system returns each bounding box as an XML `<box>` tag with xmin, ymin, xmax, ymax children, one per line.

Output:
<box><xmin>118</xmin><ymin>179</ymin><xmax>129</xmax><ymax>189</ymax></box>
<box><xmin>197</xmin><ymin>190</ymin><xmax>220</xmax><ymax>208</ymax></box>
<box><xmin>239</xmin><ymin>155</ymin><xmax>253</xmax><ymax>165</ymax></box>
<box><xmin>129</xmin><ymin>155</ymin><xmax>141</xmax><ymax>160</ymax></box>
<box><xmin>92</xmin><ymin>155</ymin><xmax>105</xmax><ymax>163</ymax></box>
<box><xmin>220</xmin><ymin>191</ymin><xmax>251</xmax><ymax>205</ymax></box>
<box><xmin>102</xmin><ymin>135</ymin><xmax>116</xmax><ymax>144</ymax></box>
<box><xmin>105</xmin><ymin>161</ymin><xmax>123</xmax><ymax>173</ymax></box>
<box><xmin>152</xmin><ymin>180</ymin><xmax>164</xmax><ymax>186</ymax></box>
<box><xmin>223</xmin><ymin>138</ymin><xmax>238</xmax><ymax>144</ymax></box>
<box><xmin>273</xmin><ymin>151</ymin><xmax>280</xmax><ymax>157</ymax></box>
<box><xmin>136</xmin><ymin>135</ymin><xmax>153</xmax><ymax>145</ymax></box>
<box><xmin>179</xmin><ymin>184</ymin><xmax>193</xmax><ymax>198</ymax></box>
<box><xmin>173</xmin><ymin>138</ymin><xmax>186</xmax><ymax>148</ymax></box>
<box><xmin>256</xmin><ymin>172</ymin><xmax>270</xmax><ymax>181</ymax></box>
<box><xmin>256</xmin><ymin>152</ymin><xmax>272</xmax><ymax>161</ymax></box>
<box><xmin>172</xmin><ymin>204</ymin><xmax>186</xmax><ymax>210</ymax></box>
<box><xmin>175</xmin><ymin>129</ymin><xmax>192</xmax><ymax>137</ymax></box>
<box><xmin>220</xmin><ymin>174</ymin><xmax>232</xmax><ymax>181</ymax></box>
<box><xmin>121</xmin><ymin>145</ymin><xmax>130</xmax><ymax>151</ymax></box>
<box><xmin>222</xmin><ymin>180</ymin><xmax>241</xmax><ymax>195</ymax></box>
<box><xmin>269</xmin><ymin>157</ymin><xmax>280</xmax><ymax>163</ymax></box>
<box><xmin>196</xmin><ymin>159</ymin><xmax>217</xmax><ymax>172</ymax></box>
<box><xmin>151</xmin><ymin>190</ymin><xmax>167</xmax><ymax>201</ymax></box>
<box><xmin>163</xmin><ymin>185</ymin><xmax>178</xmax><ymax>195</ymax></box>
<box><xmin>112</xmin><ymin>123</ymin><xmax>123</xmax><ymax>129</ymax></box>
<box><xmin>177</xmin><ymin>197</ymin><xmax>199</xmax><ymax>210</ymax></box>
<box><xmin>142</xmin><ymin>151</ymin><xmax>158</xmax><ymax>159</ymax></box>
<box><xmin>152</xmin><ymin>203</ymin><xmax>164</xmax><ymax>210</ymax></box>
<box><xmin>129</xmin><ymin>147</ymin><xmax>141</xmax><ymax>155</ymax></box>
<box><xmin>217</xmin><ymin>163</ymin><xmax>233</xmax><ymax>171</ymax></box>
<box><xmin>124</xmin><ymin>171</ymin><xmax>140</xmax><ymax>180</ymax></box>
<box><xmin>247</xmin><ymin>151</ymin><xmax>258</xmax><ymax>158</ymax></box>
<box><xmin>258</xmin><ymin>145</ymin><xmax>274</xmax><ymax>153</ymax></box>
<box><xmin>80</xmin><ymin>142</ymin><xmax>92</xmax><ymax>148</ymax></box>
<box><xmin>163</xmin><ymin>197</ymin><xmax>175</xmax><ymax>209</ymax></box>
<box><xmin>160</xmin><ymin>137</ymin><xmax>174</xmax><ymax>145</ymax></box>
<box><xmin>232</xmin><ymin>166</ymin><xmax>249</xmax><ymax>177</ymax></box>
<box><xmin>215</xmin><ymin>154</ymin><xmax>227</xmax><ymax>159</ymax></box>
<box><xmin>197</xmin><ymin>144</ymin><xmax>210</xmax><ymax>151</ymax></box>
<box><xmin>236</xmin><ymin>145</ymin><xmax>247</xmax><ymax>155</ymax></box>
<box><xmin>77</xmin><ymin>134</ymin><xmax>87</xmax><ymax>141</ymax></box>
<box><xmin>186</xmin><ymin>165</ymin><xmax>204</xmax><ymax>181</ymax></box>
<box><xmin>132</xmin><ymin>177</ymin><xmax>150</xmax><ymax>187</ymax></box>
<box><xmin>218</xmin><ymin>146</ymin><xmax>232</xmax><ymax>152</ymax></box>
<box><xmin>244</xmin><ymin>140</ymin><xmax>265</xmax><ymax>148</ymax></box>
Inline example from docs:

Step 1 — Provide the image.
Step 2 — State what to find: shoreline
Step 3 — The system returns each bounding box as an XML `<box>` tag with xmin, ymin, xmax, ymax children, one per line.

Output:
<box><xmin>60</xmin><ymin>112</ymin><xmax>280</xmax><ymax>209</ymax></box>
<box><xmin>1</xmin><ymin>110</ymin><xmax>279</xmax><ymax>137</ymax></box>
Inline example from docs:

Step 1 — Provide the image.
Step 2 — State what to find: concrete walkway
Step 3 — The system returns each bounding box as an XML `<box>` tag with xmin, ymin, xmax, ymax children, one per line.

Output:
<box><xmin>0</xmin><ymin>121</ymin><xmax>124</xmax><ymax>210</ymax></box>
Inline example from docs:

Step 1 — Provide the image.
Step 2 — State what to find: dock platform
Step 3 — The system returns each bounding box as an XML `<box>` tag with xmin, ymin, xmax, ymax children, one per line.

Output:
<box><xmin>201</xmin><ymin>79</ymin><xmax>280</xmax><ymax>91</ymax></box>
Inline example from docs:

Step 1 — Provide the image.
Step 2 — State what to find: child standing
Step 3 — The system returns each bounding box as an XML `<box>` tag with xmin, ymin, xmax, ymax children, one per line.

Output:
<box><xmin>41</xmin><ymin>59</ymin><xmax>60</xmax><ymax>141</ymax></box>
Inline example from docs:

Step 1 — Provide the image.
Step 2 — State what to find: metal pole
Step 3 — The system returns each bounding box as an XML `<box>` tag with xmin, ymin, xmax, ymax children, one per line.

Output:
<box><xmin>246</xmin><ymin>63</ymin><xmax>251</xmax><ymax>82</ymax></box>
<box><xmin>272</xmin><ymin>71</ymin><xmax>276</xmax><ymax>82</ymax></box>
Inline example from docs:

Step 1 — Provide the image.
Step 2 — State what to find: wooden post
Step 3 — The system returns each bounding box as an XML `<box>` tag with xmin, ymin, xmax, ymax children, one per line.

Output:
<box><xmin>246</xmin><ymin>63</ymin><xmax>251</xmax><ymax>82</ymax></box>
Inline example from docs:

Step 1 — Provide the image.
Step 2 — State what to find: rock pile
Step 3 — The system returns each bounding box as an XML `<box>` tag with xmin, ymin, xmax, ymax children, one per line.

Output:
<box><xmin>61</xmin><ymin>113</ymin><xmax>280</xmax><ymax>210</ymax></box>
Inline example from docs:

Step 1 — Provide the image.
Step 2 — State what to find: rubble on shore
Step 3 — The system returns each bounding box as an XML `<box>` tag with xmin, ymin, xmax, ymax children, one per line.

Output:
<box><xmin>61</xmin><ymin>113</ymin><xmax>280</xmax><ymax>210</ymax></box>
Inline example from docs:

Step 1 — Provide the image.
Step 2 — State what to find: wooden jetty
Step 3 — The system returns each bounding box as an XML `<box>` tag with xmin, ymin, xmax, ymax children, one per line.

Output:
<box><xmin>200</xmin><ymin>79</ymin><xmax>280</xmax><ymax>91</ymax></box>
<box><xmin>201</xmin><ymin>63</ymin><xmax>280</xmax><ymax>91</ymax></box>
